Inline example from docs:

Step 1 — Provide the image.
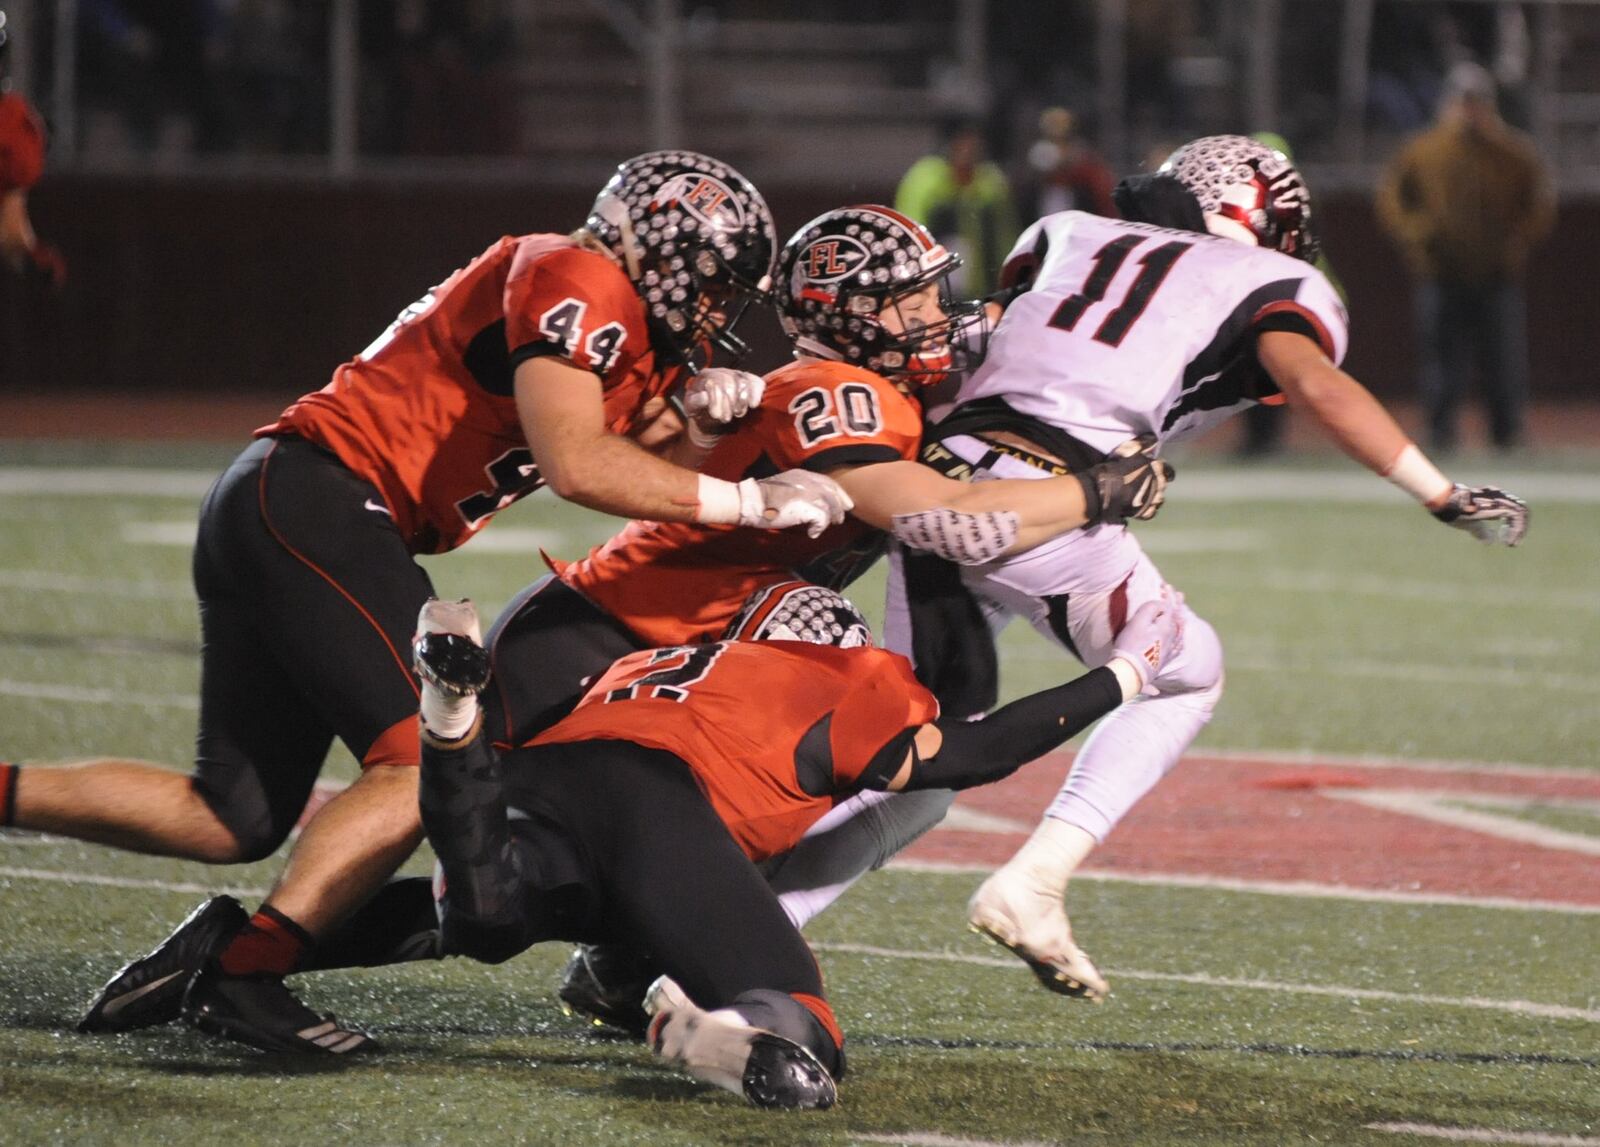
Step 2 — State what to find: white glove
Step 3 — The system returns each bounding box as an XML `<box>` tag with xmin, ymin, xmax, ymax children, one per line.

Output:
<box><xmin>684</xmin><ymin>368</ymin><xmax>766</xmax><ymax>428</ymax></box>
<box><xmin>736</xmin><ymin>469</ymin><xmax>854</xmax><ymax>539</ymax></box>
<box><xmin>1109</xmin><ymin>594</ymin><xmax>1185</xmax><ymax>694</ymax></box>
<box><xmin>1431</xmin><ymin>484</ymin><xmax>1529</xmax><ymax>546</ymax></box>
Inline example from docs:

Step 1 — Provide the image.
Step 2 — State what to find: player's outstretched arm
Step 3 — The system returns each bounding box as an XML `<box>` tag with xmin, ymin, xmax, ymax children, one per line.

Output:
<box><xmin>515</xmin><ymin>358</ymin><xmax>851</xmax><ymax>536</ymax></box>
<box><xmin>1257</xmin><ymin>331</ymin><xmax>1529</xmax><ymax>546</ymax></box>
<box><xmin>875</xmin><ymin>600</ymin><xmax>1182</xmax><ymax>793</ymax></box>
<box><xmin>830</xmin><ymin>444</ymin><xmax>1170</xmax><ymax>565</ymax></box>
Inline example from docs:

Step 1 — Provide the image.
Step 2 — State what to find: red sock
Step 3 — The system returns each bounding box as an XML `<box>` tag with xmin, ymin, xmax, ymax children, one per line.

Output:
<box><xmin>0</xmin><ymin>763</ymin><xmax>18</xmax><ymax>827</ymax></box>
<box><xmin>217</xmin><ymin>906</ymin><xmax>314</xmax><ymax>977</ymax></box>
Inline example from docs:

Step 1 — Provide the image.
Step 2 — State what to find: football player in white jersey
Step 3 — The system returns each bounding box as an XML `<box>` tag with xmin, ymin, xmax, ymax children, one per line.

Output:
<box><xmin>885</xmin><ymin>134</ymin><xmax>1529</xmax><ymax>1001</ymax></box>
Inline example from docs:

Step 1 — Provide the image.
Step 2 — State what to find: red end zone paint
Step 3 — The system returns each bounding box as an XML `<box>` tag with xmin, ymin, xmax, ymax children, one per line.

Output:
<box><xmin>907</xmin><ymin>753</ymin><xmax>1600</xmax><ymax>908</ymax></box>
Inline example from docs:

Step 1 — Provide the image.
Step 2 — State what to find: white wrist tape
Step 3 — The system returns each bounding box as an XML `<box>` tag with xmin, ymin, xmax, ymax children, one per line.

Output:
<box><xmin>891</xmin><ymin>507</ymin><xmax>1020</xmax><ymax>565</ymax></box>
<box><xmin>1106</xmin><ymin>656</ymin><xmax>1147</xmax><ymax>702</ymax></box>
<box><xmin>694</xmin><ymin>474</ymin><xmax>744</xmax><ymax>525</ymax></box>
<box><xmin>1382</xmin><ymin>443</ymin><xmax>1453</xmax><ymax>506</ymax></box>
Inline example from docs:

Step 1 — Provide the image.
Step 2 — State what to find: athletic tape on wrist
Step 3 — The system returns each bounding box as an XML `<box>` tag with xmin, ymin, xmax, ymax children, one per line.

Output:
<box><xmin>694</xmin><ymin>473</ymin><xmax>744</xmax><ymax>525</ymax></box>
<box><xmin>1382</xmin><ymin>443</ymin><xmax>1453</xmax><ymax>506</ymax></box>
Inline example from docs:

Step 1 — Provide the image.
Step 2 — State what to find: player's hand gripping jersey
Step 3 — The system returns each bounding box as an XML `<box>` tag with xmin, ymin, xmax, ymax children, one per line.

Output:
<box><xmin>555</xmin><ymin>358</ymin><xmax>922</xmax><ymax>646</ymax></box>
<box><xmin>260</xmin><ymin>236</ymin><xmax>680</xmax><ymax>554</ymax></box>
<box><xmin>0</xmin><ymin>93</ymin><xmax>46</xmax><ymax>192</ymax></box>
<box><xmin>532</xmin><ymin>640</ymin><xmax>939</xmax><ymax>862</ymax></box>
<box><xmin>959</xmin><ymin>211</ymin><xmax>1349</xmax><ymax>452</ymax></box>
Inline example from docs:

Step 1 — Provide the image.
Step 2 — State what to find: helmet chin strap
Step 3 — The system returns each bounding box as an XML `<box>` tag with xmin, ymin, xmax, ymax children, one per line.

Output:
<box><xmin>1204</xmin><ymin>213</ymin><xmax>1260</xmax><ymax>247</ymax></box>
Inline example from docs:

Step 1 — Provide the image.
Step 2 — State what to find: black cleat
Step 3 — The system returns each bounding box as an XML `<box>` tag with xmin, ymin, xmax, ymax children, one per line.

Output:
<box><xmin>183</xmin><ymin>969</ymin><xmax>372</xmax><ymax>1054</ymax></box>
<box><xmin>413</xmin><ymin>599</ymin><xmax>490</xmax><ymax>696</ymax></box>
<box><xmin>557</xmin><ymin>944</ymin><xmax>655</xmax><ymax>1037</ymax></box>
<box><xmin>79</xmin><ymin>895</ymin><xmax>248</xmax><ymax>1034</ymax></box>
<box><xmin>742</xmin><ymin>1032</ymin><xmax>838</xmax><ymax>1111</ymax></box>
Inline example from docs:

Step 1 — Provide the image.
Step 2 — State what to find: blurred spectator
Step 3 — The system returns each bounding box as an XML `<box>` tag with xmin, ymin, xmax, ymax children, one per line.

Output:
<box><xmin>0</xmin><ymin>10</ymin><xmax>64</xmax><ymax>290</ymax></box>
<box><xmin>895</xmin><ymin>119</ymin><xmax>1019</xmax><ymax>297</ymax></box>
<box><xmin>1376</xmin><ymin>61</ymin><xmax>1554</xmax><ymax>453</ymax></box>
<box><xmin>1020</xmin><ymin>106</ymin><xmax>1115</xmax><ymax>222</ymax></box>
<box><xmin>1235</xmin><ymin>131</ymin><xmax>1347</xmax><ymax>458</ymax></box>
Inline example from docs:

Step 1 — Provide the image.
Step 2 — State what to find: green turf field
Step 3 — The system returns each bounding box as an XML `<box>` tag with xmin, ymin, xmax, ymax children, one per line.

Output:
<box><xmin>2</xmin><ymin>441</ymin><xmax>1596</xmax><ymax>1146</ymax></box>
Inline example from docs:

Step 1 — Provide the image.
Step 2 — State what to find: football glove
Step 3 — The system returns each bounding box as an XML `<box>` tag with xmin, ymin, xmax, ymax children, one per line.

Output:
<box><xmin>684</xmin><ymin>367</ymin><xmax>765</xmax><ymax>427</ymax></box>
<box><xmin>1430</xmin><ymin>484</ymin><xmax>1529</xmax><ymax>547</ymax></box>
<box><xmin>738</xmin><ymin>469</ymin><xmax>853</xmax><ymax>539</ymax></box>
<box><xmin>1110</xmin><ymin>594</ymin><xmax>1185</xmax><ymax>692</ymax></box>
<box><xmin>1079</xmin><ymin>435</ymin><xmax>1174</xmax><ymax>525</ymax></box>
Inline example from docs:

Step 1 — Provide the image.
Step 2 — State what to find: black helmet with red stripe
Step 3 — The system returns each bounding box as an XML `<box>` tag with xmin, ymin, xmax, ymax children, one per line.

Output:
<box><xmin>586</xmin><ymin>150</ymin><xmax>778</xmax><ymax>365</ymax></box>
<box><xmin>722</xmin><ymin>580</ymin><xmax>873</xmax><ymax>648</ymax></box>
<box><xmin>1158</xmin><ymin>135</ymin><xmax>1319</xmax><ymax>263</ymax></box>
<box><xmin>775</xmin><ymin>204</ymin><xmax>978</xmax><ymax>386</ymax></box>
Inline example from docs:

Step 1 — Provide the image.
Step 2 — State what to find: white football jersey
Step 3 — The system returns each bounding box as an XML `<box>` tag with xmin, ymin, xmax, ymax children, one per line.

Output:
<box><xmin>955</xmin><ymin>211</ymin><xmax>1349</xmax><ymax>453</ymax></box>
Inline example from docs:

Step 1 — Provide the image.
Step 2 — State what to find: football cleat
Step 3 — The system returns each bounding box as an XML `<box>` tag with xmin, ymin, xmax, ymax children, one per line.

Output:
<box><xmin>183</xmin><ymin>969</ymin><xmax>372</xmax><ymax>1054</ymax></box>
<box><xmin>644</xmin><ymin>976</ymin><xmax>837</xmax><ymax>1110</ymax></box>
<box><xmin>78</xmin><ymin>895</ymin><xmax>248</xmax><ymax>1033</ymax></box>
<box><xmin>967</xmin><ymin>868</ymin><xmax>1109</xmax><ymax>1002</ymax></box>
<box><xmin>413</xmin><ymin>598</ymin><xmax>490</xmax><ymax>697</ymax></box>
<box><xmin>557</xmin><ymin>944</ymin><xmax>656</xmax><ymax>1037</ymax></box>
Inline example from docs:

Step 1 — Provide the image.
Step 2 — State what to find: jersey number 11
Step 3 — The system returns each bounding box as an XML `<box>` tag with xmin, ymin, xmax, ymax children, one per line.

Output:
<box><xmin>1047</xmin><ymin>236</ymin><xmax>1192</xmax><ymax>349</ymax></box>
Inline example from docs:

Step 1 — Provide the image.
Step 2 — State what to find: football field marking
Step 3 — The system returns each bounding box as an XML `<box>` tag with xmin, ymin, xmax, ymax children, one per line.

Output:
<box><xmin>1</xmin><ymin>863</ymin><xmax>1591</xmax><ymax>1024</ymax></box>
<box><xmin>1318</xmin><ymin>789</ymin><xmax>1600</xmax><ymax>856</ymax></box>
<box><xmin>853</xmin><ymin>1134</ymin><xmax>1056</xmax><ymax>1147</ymax></box>
<box><xmin>1366</xmin><ymin>1124</ymin><xmax>1600</xmax><ymax>1145</ymax></box>
<box><xmin>0</xmin><ymin>678</ymin><xmax>199</xmax><ymax>709</ymax></box>
<box><xmin>812</xmin><ymin>942</ymin><xmax>1600</xmax><ymax>1023</ymax></box>
<box><xmin>0</xmin><ymin>569</ymin><xmax>193</xmax><ymax>598</ymax></box>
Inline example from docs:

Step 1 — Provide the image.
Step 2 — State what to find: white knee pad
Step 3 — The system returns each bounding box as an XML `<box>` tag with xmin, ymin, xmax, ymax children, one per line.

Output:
<box><xmin>1151</xmin><ymin>608</ymin><xmax>1224</xmax><ymax>700</ymax></box>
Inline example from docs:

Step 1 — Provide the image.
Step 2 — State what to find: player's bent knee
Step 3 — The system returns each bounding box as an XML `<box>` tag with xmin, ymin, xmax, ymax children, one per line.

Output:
<box><xmin>188</xmin><ymin>777</ymin><xmax>292</xmax><ymax>863</ymax></box>
<box><xmin>1152</xmin><ymin>611</ymin><xmax>1225</xmax><ymax>698</ymax></box>
<box><xmin>868</xmin><ymin>787</ymin><xmax>955</xmax><ymax>869</ymax></box>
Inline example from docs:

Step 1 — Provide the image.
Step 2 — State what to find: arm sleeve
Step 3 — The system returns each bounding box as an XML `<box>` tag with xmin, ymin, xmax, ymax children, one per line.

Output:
<box><xmin>897</xmin><ymin>667</ymin><xmax>1123</xmax><ymax>791</ymax></box>
<box><xmin>418</xmin><ymin>726</ymin><xmax>536</xmax><ymax>964</ymax></box>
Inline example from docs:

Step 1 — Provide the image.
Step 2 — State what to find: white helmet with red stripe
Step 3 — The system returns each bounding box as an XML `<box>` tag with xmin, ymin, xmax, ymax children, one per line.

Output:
<box><xmin>1158</xmin><ymin>135</ymin><xmax>1320</xmax><ymax>263</ymax></box>
<box><xmin>775</xmin><ymin>204</ymin><xmax>977</xmax><ymax>386</ymax></box>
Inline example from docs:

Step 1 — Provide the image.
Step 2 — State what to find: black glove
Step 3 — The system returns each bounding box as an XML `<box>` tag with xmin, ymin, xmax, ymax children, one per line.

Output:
<box><xmin>1431</xmin><ymin>484</ymin><xmax>1529</xmax><ymax>547</ymax></box>
<box><xmin>1077</xmin><ymin>435</ymin><xmax>1173</xmax><ymax>525</ymax></box>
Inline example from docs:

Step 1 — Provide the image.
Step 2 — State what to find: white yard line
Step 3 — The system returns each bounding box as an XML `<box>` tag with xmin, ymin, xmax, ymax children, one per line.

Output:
<box><xmin>1</xmin><ymin>863</ymin><xmax>1593</xmax><ymax>1022</ymax></box>
<box><xmin>1367</xmin><ymin>1123</ymin><xmax>1600</xmax><ymax>1145</ymax></box>
<box><xmin>0</xmin><ymin>570</ymin><xmax>193</xmax><ymax>599</ymax></box>
<box><xmin>0</xmin><ymin>469</ymin><xmax>215</xmax><ymax>497</ymax></box>
<box><xmin>118</xmin><ymin>519</ymin><xmax>569</xmax><ymax>555</ymax></box>
<box><xmin>1318</xmin><ymin>789</ymin><xmax>1600</xmax><ymax>856</ymax></box>
<box><xmin>888</xmin><ymin>860</ymin><xmax>1600</xmax><ymax>916</ymax></box>
<box><xmin>813</xmin><ymin>942</ymin><xmax>1600</xmax><ymax>1024</ymax></box>
<box><xmin>1178</xmin><ymin>566</ymin><xmax>1600</xmax><ymax>613</ymax></box>
<box><xmin>0</xmin><ymin>679</ymin><xmax>199</xmax><ymax>709</ymax></box>
<box><xmin>853</xmin><ymin>1134</ymin><xmax>1057</xmax><ymax>1147</ymax></box>
<box><xmin>1191</xmin><ymin>750</ymin><xmax>1600</xmax><ymax>781</ymax></box>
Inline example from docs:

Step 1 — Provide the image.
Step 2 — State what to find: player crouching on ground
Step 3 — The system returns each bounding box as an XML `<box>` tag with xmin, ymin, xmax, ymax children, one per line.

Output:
<box><xmin>406</xmin><ymin>590</ymin><xmax>1180</xmax><ymax>1108</ymax></box>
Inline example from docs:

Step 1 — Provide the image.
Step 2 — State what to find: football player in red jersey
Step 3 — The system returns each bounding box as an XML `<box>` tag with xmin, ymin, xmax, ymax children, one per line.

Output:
<box><xmin>0</xmin><ymin>12</ymin><xmax>65</xmax><ymax>288</ymax></box>
<box><xmin>50</xmin><ymin>203</ymin><xmax>1165</xmax><ymax>1054</ymax></box>
<box><xmin>199</xmin><ymin>589</ymin><xmax>1178</xmax><ymax>1106</ymax></box>
<box><xmin>4</xmin><ymin>151</ymin><xmax>854</xmax><ymax>1050</ymax></box>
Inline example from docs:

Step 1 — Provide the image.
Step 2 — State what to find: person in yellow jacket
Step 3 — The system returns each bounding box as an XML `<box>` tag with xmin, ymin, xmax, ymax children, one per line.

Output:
<box><xmin>1377</xmin><ymin>61</ymin><xmax>1554</xmax><ymax>452</ymax></box>
<box><xmin>895</xmin><ymin>119</ymin><xmax>1019</xmax><ymax>297</ymax></box>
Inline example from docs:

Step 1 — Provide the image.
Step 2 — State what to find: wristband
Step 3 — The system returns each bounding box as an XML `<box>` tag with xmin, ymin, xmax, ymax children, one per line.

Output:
<box><xmin>694</xmin><ymin>473</ymin><xmax>743</xmax><ymax>525</ymax></box>
<box><xmin>1381</xmin><ymin>443</ymin><xmax>1453</xmax><ymax>507</ymax></box>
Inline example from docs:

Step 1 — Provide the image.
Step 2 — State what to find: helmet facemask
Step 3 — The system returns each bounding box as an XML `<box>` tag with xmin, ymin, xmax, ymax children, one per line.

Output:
<box><xmin>778</xmin><ymin>205</ymin><xmax>985</xmax><ymax>390</ymax></box>
<box><xmin>587</xmin><ymin>150</ymin><xmax>777</xmax><ymax>368</ymax></box>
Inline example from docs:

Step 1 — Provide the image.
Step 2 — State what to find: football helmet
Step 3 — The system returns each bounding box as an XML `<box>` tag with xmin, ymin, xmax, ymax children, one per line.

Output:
<box><xmin>775</xmin><ymin>204</ymin><xmax>982</xmax><ymax>386</ymax></box>
<box><xmin>586</xmin><ymin>150</ymin><xmax>777</xmax><ymax>365</ymax></box>
<box><xmin>1158</xmin><ymin>135</ymin><xmax>1319</xmax><ymax>262</ymax></box>
<box><xmin>723</xmin><ymin>580</ymin><xmax>874</xmax><ymax>648</ymax></box>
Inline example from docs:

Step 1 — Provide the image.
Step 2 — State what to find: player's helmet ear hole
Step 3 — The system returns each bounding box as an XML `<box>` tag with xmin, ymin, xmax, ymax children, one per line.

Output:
<box><xmin>776</xmin><ymin>204</ymin><xmax>979</xmax><ymax>387</ymax></box>
<box><xmin>586</xmin><ymin>150</ymin><xmax>778</xmax><ymax>366</ymax></box>
<box><xmin>722</xmin><ymin>582</ymin><xmax>875</xmax><ymax>648</ymax></box>
<box><xmin>1158</xmin><ymin>134</ymin><xmax>1320</xmax><ymax>263</ymax></box>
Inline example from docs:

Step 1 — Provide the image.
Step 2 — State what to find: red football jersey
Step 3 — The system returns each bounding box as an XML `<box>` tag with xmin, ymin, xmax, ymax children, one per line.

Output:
<box><xmin>555</xmin><ymin>358</ymin><xmax>922</xmax><ymax>645</ymax></box>
<box><xmin>531</xmin><ymin>640</ymin><xmax>940</xmax><ymax>861</ymax></box>
<box><xmin>259</xmin><ymin>236</ymin><xmax>682</xmax><ymax>554</ymax></box>
<box><xmin>0</xmin><ymin>94</ymin><xmax>46</xmax><ymax>192</ymax></box>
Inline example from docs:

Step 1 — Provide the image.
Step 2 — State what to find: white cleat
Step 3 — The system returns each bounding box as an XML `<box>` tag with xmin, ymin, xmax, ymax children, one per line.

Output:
<box><xmin>643</xmin><ymin>976</ymin><xmax>837</xmax><ymax>1110</ymax></box>
<box><xmin>967</xmin><ymin>866</ymin><xmax>1110</xmax><ymax>1002</ymax></box>
<box><xmin>413</xmin><ymin>598</ymin><xmax>489</xmax><ymax>697</ymax></box>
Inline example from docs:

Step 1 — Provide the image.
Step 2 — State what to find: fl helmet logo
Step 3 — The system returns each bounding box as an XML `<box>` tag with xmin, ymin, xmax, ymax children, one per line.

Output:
<box><xmin>653</xmin><ymin>174</ymin><xmax>744</xmax><ymax>230</ymax></box>
<box><xmin>801</xmin><ymin>236</ymin><xmax>870</xmax><ymax>284</ymax></box>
